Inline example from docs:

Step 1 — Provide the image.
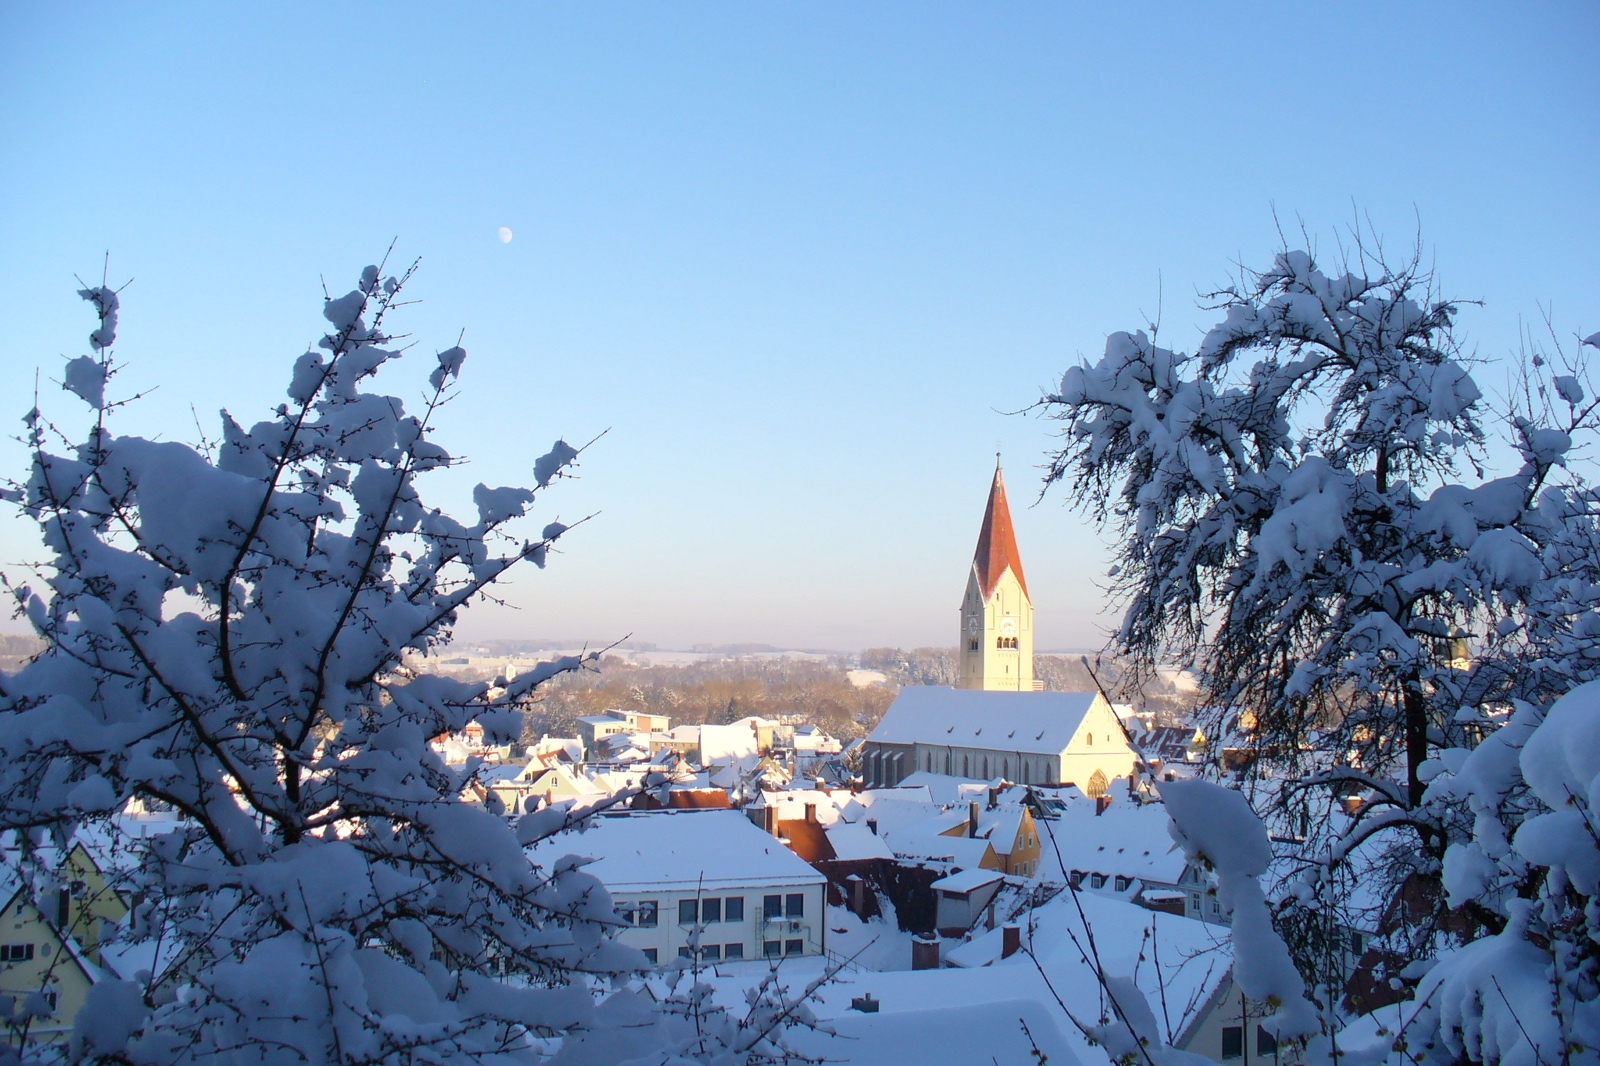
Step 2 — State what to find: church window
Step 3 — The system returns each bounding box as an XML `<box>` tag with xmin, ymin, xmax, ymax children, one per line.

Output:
<box><xmin>1002</xmin><ymin>758</ymin><xmax>1009</xmax><ymax>778</ymax></box>
<box><xmin>996</xmin><ymin>637</ymin><xmax>1003</xmax><ymax>649</ymax></box>
<box><xmin>982</xmin><ymin>756</ymin><xmax>989</xmax><ymax>778</ymax></box>
<box><xmin>1086</xmin><ymin>770</ymin><xmax>1108</xmax><ymax>798</ymax></box>
<box><xmin>945</xmin><ymin>751</ymin><xmax>952</xmax><ymax>775</ymax></box>
<box><xmin>1086</xmin><ymin>734</ymin><xmax>1092</xmax><ymax>746</ymax></box>
<box><xmin>963</xmin><ymin>755</ymin><xmax>969</xmax><ymax>776</ymax></box>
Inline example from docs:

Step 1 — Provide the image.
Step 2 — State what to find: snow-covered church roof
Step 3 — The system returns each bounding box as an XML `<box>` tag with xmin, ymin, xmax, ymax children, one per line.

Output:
<box><xmin>867</xmin><ymin>687</ymin><xmax>1102</xmax><ymax>756</ymax></box>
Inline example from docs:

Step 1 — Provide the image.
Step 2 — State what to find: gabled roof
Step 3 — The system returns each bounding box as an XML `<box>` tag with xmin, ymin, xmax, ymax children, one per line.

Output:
<box><xmin>972</xmin><ymin>465</ymin><xmax>1029</xmax><ymax>601</ymax></box>
<box><xmin>867</xmin><ymin>687</ymin><xmax>1103</xmax><ymax>756</ymax></box>
<box><xmin>528</xmin><ymin>810</ymin><xmax>824</xmax><ymax>893</ymax></box>
<box><xmin>825</xmin><ymin>821</ymin><xmax>895</xmax><ymax>862</ymax></box>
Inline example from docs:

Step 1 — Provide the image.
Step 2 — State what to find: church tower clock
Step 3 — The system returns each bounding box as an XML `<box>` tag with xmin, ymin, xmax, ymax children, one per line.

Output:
<box><xmin>958</xmin><ymin>461</ymin><xmax>1036</xmax><ymax>691</ymax></box>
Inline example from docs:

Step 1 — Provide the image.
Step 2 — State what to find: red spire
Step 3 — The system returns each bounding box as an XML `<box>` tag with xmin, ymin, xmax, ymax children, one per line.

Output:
<box><xmin>972</xmin><ymin>463</ymin><xmax>1029</xmax><ymax>601</ymax></box>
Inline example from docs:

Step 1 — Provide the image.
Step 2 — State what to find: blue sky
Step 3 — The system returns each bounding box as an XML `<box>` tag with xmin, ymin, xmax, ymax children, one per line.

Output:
<box><xmin>1</xmin><ymin>4</ymin><xmax>1596</xmax><ymax>652</ymax></box>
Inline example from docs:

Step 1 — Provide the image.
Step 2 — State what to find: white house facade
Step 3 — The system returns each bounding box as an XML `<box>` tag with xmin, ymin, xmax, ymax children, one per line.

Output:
<box><xmin>529</xmin><ymin>810</ymin><xmax>827</xmax><ymax>966</ymax></box>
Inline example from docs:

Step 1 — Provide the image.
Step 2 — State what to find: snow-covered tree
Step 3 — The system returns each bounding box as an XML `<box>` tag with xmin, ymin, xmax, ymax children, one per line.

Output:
<box><xmin>0</xmin><ymin>262</ymin><xmax>715</xmax><ymax>1065</ymax></box>
<box><xmin>1043</xmin><ymin>229</ymin><xmax>1600</xmax><ymax>1059</ymax></box>
<box><xmin>1042</xmin><ymin>234</ymin><xmax>1600</xmax><ymax>829</ymax></box>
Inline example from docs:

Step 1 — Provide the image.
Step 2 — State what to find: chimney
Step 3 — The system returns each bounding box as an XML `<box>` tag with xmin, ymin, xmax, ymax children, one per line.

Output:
<box><xmin>1095</xmin><ymin>794</ymin><xmax>1111</xmax><ymax>816</ymax></box>
<box><xmin>988</xmin><ymin>786</ymin><xmax>1000</xmax><ymax>810</ymax></box>
<box><xmin>866</xmin><ymin>818</ymin><xmax>878</xmax><ymax>836</ymax></box>
<box><xmin>1001</xmin><ymin>924</ymin><xmax>1021</xmax><ymax>959</ymax></box>
<box><xmin>968</xmin><ymin>801</ymin><xmax>980</xmax><ymax>838</ymax></box>
<box><xmin>804</xmin><ymin>803</ymin><xmax>817</xmax><ymax>824</ymax></box>
<box><xmin>912</xmin><ymin>934</ymin><xmax>941</xmax><ymax>971</ymax></box>
<box><xmin>850</xmin><ymin>777</ymin><xmax>863</xmax><ymax>795</ymax></box>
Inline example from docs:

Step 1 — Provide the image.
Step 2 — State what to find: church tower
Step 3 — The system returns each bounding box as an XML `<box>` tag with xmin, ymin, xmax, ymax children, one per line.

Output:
<box><xmin>958</xmin><ymin>462</ymin><xmax>1036</xmax><ymax>691</ymax></box>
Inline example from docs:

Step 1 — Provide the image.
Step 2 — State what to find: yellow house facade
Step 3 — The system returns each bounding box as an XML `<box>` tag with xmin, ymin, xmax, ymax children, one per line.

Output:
<box><xmin>0</xmin><ymin>881</ymin><xmax>99</xmax><ymax>1047</ymax></box>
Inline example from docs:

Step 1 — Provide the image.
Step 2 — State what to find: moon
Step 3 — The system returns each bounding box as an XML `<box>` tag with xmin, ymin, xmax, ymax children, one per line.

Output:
<box><xmin>497</xmin><ymin>226</ymin><xmax>513</xmax><ymax>244</ymax></box>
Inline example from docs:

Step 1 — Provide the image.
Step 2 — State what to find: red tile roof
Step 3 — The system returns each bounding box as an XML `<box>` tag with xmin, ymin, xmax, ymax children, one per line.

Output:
<box><xmin>973</xmin><ymin>465</ymin><xmax>1029</xmax><ymax>600</ymax></box>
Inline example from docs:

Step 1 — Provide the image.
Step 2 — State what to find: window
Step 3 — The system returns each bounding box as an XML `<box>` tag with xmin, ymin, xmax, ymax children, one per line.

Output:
<box><xmin>1090</xmin><ymin>874</ymin><xmax>1106</xmax><ymax>889</ymax></box>
<box><xmin>679</xmin><ymin>899</ymin><xmax>698</xmax><ymax>925</ymax></box>
<box><xmin>642</xmin><ymin>948</ymin><xmax>658</xmax><ymax>964</ymax></box>
<box><xmin>1114</xmin><ymin>876</ymin><xmax>1130</xmax><ymax>892</ymax></box>
<box><xmin>636</xmin><ymin>900</ymin><xmax>658</xmax><ymax>927</ymax></box>
<box><xmin>678</xmin><ymin>946</ymin><xmax>694</xmax><ymax>959</ymax></box>
<box><xmin>1257</xmin><ymin>1026</ymin><xmax>1277</xmax><ymax>1056</ymax></box>
<box><xmin>725</xmin><ymin>897</ymin><xmax>744</xmax><ymax>922</ymax></box>
<box><xmin>1070</xmin><ymin>870</ymin><xmax>1086</xmax><ymax>887</ymax></box>
<box><xmin>724</xmin><ymin>943</ymin><xmax>744</xmax><ymax>959</ymax></box>
<box><xmin>785</xmin><ymin>938</ymin><xmax>803</xmax><ymax>955</ymax></box>
<box><xmin>763</xmin><ymin>940</ymin><xmax>781</xmax><ymax>957</ymax></box>
<box><xmin>0</xmin><ymin>944</ymin><xmax>34</xmax><ymax>963</ymax></box>
<box><xmin>763</xmin><ymin>895</ymin><xmax>783</xmax><ymax>920</ymax></box>
<box><xmin>69</xmin><ymin>880</ymin><xmax>88</xmax><ymax>898</ymax></box>
<box><xmin>785</xmin><ymin>893</ymin><xmax>804</xmax><ymax>918</ymax></box>
<box><xmin>702</xmin><ymin>898</ymin><xmax>722</xmax><ymax>923</ymax></box>
<box><xmin>1222</xmin><ymin>1026</ymin><xmax>1243</xmax><ymax>1060</ymax></box>
<box><xmin>702</xmin><ymin>944</ymin><xmax>721</xmax><ymax>962</ymax></box>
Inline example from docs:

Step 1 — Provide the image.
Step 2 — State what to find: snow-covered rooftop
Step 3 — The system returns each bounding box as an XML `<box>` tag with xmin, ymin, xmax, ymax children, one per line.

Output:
<box><xmin>1037</xmin><ymin>797</ymin><xmax>1188</xmax><ymax>886</ymax></box>
<box><xmin>784</xmin><ymin>999</ymin><xmax>1080</xmax><ymax>1066</ymax></box>
<box><xmin>895</xmin><ymin>771</ymin><xmax>998</xmax><ymax>804</ymax></box>
<box><xmin>868</xmin><ymin>687</ymin><xmax>1102</xmax><ymax>755</ymax></box>
<box><xmin>699</xmin><ymin>722</ymin><xmax>761</xmax><ymax>764</ymax></box>
<box><xmin>824</xmin><ymin>821</ymin><xmax>894</xmax><ymax>862</ymax></box>
<box><xmin>930</xmin><ymin>868</ymin><xmax>1006</xmax><ymax>894</ymax></box>
<box><xmin>529</xmin><ymin>810</ymin><xmax>825</xmax><ymax>894</ymax></box>
<box><xmin>885</xmin><ymin>830</ymin><xmax>994</xmax><ymax>870</ymax></box>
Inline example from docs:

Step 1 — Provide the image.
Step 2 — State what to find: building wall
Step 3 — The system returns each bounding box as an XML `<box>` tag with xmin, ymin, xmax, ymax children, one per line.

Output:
<box><xmin>62</xmin><ymin>844</ymin><xmax>128</xmax><ymax>964</ymax></box>
<box><xmin>1001</xmin><ymin>809</ymin><xmax>1042</xmax><ymax>877</ymax></box>
<box><xmin>1176</xmin><ymin>978</ymin><xmax>1289</xmax><ymax>1065</ymax></box>
<box><xmin>958</xmin><ymin>567</ymin><xmax>1034</xmax><ymax>691</ymax></box>
<box><xmin>608</xmin><ymin>882</ymin><xmax>828</xmax><ymax>965</ymax></box>
<box><xmin>0</xmin><ymin>891</ymin><xmax>95</xmax><ymax>1044</ymax></box>
<box><xmin>863</xmin><ymin>743</ymin><xmax>916</xmax><ymax>787</ymax></box>
<box><xmin>1060</xmin><ymin>698</ymin><xmax>1139</xmax><ymax>792</ymax></box>
<box><xmin>906</xmin><ymin>743</ymin><xmax>1060</xmax><ymax>785</ymax></box>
